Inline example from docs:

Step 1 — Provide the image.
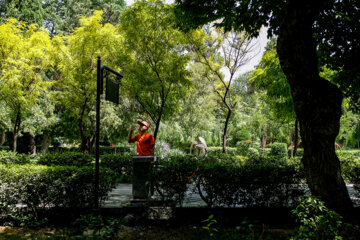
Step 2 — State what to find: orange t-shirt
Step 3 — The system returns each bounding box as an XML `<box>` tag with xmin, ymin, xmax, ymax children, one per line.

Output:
<box><xmin>130</xmin><ymin>133</ymin><xmax>155</xmax><ymax>156</ymax></box>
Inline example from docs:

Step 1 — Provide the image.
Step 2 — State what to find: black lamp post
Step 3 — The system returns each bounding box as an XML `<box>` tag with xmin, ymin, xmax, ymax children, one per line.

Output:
<box><xmin>95</xmin><ymin>56</ymin><xmax>123</xmax><ymax>208</ymax></box>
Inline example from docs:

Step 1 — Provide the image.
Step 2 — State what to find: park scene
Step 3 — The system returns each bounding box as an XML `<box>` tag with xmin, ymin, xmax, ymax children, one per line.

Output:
<box><xmin>1</xmin><ymin>0</ymin><xmax>360</xmax><ymax>239</ymax></box>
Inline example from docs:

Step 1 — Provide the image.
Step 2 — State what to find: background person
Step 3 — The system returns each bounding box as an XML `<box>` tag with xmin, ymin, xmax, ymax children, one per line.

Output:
<box><xmin>128</xmin><ymin>120</ymin><xmax>155</xmax><ymax>156</ymax></box>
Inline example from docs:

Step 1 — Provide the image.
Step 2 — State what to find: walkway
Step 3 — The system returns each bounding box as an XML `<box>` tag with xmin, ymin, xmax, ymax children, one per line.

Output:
<box><xmin>103</xmin><ymin>184</ymin><xmax>360</xmax><ymax>208</ymax></box>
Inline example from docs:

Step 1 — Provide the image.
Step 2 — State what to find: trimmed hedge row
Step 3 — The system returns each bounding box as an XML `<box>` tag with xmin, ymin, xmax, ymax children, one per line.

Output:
<box><xmin>152</xmin><ymin>155</ymin><xmax>307</xmax><ymax>208</ymax></box>
<box><xmin>37</xmin><ymin>152</ymin><xmax>94</xmax><ymax>167</ymax></box>
<box><xmin>100</xmin><ymin>153</ymin><xmax>135</xmax><ymax>183</ymax></box>
<box><xmin>0</xmin><ymin>150</ymin><xmax>32</xmax><ymax>165</ymax></box>
<box><xmin>0</xmin><ymin>164</ymin><xmax>118</xmax><ymax>223</ymax></box>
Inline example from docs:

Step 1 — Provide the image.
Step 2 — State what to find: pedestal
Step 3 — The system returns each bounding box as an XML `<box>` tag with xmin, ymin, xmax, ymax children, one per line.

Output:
<box><xmin>131</xmin><ymin>156</ymin><xmax>155</xmax><ymax>202</ymax></box>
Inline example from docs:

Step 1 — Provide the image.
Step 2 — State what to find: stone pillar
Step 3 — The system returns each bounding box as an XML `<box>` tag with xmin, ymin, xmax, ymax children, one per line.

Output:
<box><xmin>132</xmin><ymin>156</ymin><xmax>155</xmax><ymax>201</ymax></box>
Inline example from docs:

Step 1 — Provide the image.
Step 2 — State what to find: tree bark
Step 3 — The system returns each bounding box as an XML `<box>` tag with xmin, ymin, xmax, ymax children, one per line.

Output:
<box><xmin>0</xmin><ymin>132</ymin><xmax>5</xmax><ymax>146</ymax></box>
<box><xmin>12</xmin><ymin>110</ymin><xmax>21</xmax><ymax>153</ymax></box>
<box><xmin>293</xmin><ymin>118</ymin><xmax>299</xmax><ymax>157</ymax></box>
<box><xmin>277</xmin><ymin>0</ymin><xmax>352</xmax><ymax>215</ymax></box>
<box><xmin>222</xmin><ymin>108</ymin><xmax>232</xmax><ymax>153</ymax></box>
<box><xmin>40</xmin><ymin>132</ymin><xmax>51</xmax><ymax>153</ymax></box>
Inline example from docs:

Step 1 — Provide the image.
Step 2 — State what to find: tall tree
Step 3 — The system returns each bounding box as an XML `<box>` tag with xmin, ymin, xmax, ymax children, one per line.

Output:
<box><xmin>175</xmin><ymin>0</ymin><xmax>359</xmax><ymax>216</ymax></box>
<box><xmin>250</xmin><ymin>38</ymin><xmax>299</xmax><ymax>156</ymax></box>
<box><xmin>187</xmin><ymin>27</ymin><xmax>257</xmax><ymax>152</ymax></box>
<box><xmin>53</xmin><ymin>11</ymin><xmax>123</xmax><ymax>153</ymax></box>
<box><xmin>42</xmin><ymin>0</ymin><xmax>126</xmax><ymax>36</ymax></box>
<box><xmin>0</xmin><ymin>19</ymin><xmax>54</xmax><ymax>152</ymax></box>
<box><xmin>0</xmin><ymin>0</ymin><xmax>45</xmax><ymax>26</ymax></box>
<box><xmin>119</xmin><ymin>0</ymin><xmax>191</xmax><ymax>140</ymax></box>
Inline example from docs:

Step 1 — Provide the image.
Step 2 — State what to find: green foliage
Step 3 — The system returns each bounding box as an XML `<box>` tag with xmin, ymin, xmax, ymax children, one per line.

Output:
<box><xmin>0</xmin><ymin>0</ymin><xmax>45</xmax><ymax>26</ymax></box>
<box><xmin>201</xmin><ymin>214</ymin><xmax>218</xmax><ymax>237</ymax></box>
<box><xmin>43</xmin><ymin>0</ymin><xmax>126</xmax><ymax>36</ymax></box>
<box><xmin>236</xmin><ymin>140</ymin><xmax>252</xmax><ymax>156</ymax></box>
<box><xmin>37</xmin><ymin>152</ymin><xmax>94</xmax><ymax>167</ymax></box>
<box><xmin>268</xmin><ymin>143</ymin><xmax>288</xmax><ymax>159</ymax></box>
<box><xmin>207</xmin><ymin>147</ymin><xmax>238</xmax><ymax>155</ymax></box>
<box><xmin>0</xmin><ymin>164</ymin><xmax>118</xmax><ymax>226</ymax></box>
<box><xmin>0</xmin><ymin>150</ymin><xmax>32</xmax><ymax>165</ymax></box>
<box><xmin>53</xmin><ymin>10</ymin><xmax>123</xmax><ymax>151</ymax></box>
<box><xmin>250</xmin><ymin>38</ymin><xmax>295</xmax><ymax>123</ymax></box>
<box><xmin>99</xmin><ymin>145</ymin><xmax>132</xmax><ymax>155</ymax></box>
<box><xmin>197</xmin><ymin>160</ymin><xmax>305</xmax><ymax>208</ymax></box>
<box><xmin>152</xmin><ymin>155</ymin><xmax>198</xmax><ymax>206</ymax></box>
<box><xmin>291</xmin><ymin>196</ymin><xmax>360</xmax><ymax>240</ymax></box>
<box><xmin>247</xmin><ymin>147</ymin><xmax>260</xmax><ymax>160</ymax></box>
<box><xmin>63</xmin><ymin>214</ymin><xmax>125</xmax><ymax>240</ymax></box>
<box><xmin>120</xmin><ymin>0</ymin><xmax>191</xmax><ymax>138</ymax></box>
<box><xmin>100</xmin><ymin>153</ymin><xmax>135</xmax><ymax>183</ymax></box>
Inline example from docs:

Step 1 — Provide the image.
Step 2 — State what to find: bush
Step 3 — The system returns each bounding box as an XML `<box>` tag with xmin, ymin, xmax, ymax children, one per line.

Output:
<box><xmin>37</xmin><ymin>152</ymin><xmax>94</xmax><ymax>167</ymax></box>
<box><xmin>100</xmin><ymin>153</ymin><xmax>135</xmax><ymax>183</ymax></box>
<box><xmin>0</xmin><ymin>150</ymin><xmax>32</xmax><ymax>165</ymax></box>
<box><xmin>196</xmin><ymin>160</ymin><xmax>305</xmax><ymax>208</ymax></box>
<box><xmin>99</xmin><ymin>145</ymin><xmax>132</xmax><ymax>155</ymax></box>
<box><xmin>247</xmin><ymin>147</ymin><xmax>259</xmax><ymax>160</ymax></box>
<box><xmin>236</xmin><ymin>140</ymin><xmax>251</xmax><ymax>156</ymax></box>
<box><xmin>0</xmin><ymin>164</ymin><xmax>118</xmax><ymax>225</ymax></box>
<box><xmin>291</xmin><ymin>196</ymin><xmax>360</xmax><ymax>240</ymax></box>
<box><xmin>207</xmin><ymin>147</ymin><xmax>237</xmax><ymax>155</ymax></box>
<box><xmin>152</xmin><ymin>155</ymin><xmax>198</xmax><ymax>206</ymax></box>
<box><xmin>268</xmin><ymin>143</ymin><xmax>288</xmax><ymax>159</ymax></box>
<box><xmin>0</xmin><ymin>145</ymin><xmax>10</xmax><ymax>151</ymax></box>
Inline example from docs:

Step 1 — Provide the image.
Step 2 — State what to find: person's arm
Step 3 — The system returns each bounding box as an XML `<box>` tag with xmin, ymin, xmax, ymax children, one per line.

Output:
<box><xmin>128</xmin><ymin>125</ymin><xmax>137</xmax><ymax>143</ymax></box>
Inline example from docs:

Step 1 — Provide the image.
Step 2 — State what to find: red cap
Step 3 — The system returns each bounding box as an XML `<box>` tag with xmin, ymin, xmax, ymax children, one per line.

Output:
<box><xmin>137</xmin><ymin>120</ymin><xmax>149</xmax><ymax>128</ymax></box>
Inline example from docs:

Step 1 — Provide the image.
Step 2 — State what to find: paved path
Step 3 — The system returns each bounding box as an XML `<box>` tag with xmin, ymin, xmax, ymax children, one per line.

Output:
<box><xmin>103</xmin><ymin>184</ymin><xmax>360</xmax><ymax>208</ymax></box>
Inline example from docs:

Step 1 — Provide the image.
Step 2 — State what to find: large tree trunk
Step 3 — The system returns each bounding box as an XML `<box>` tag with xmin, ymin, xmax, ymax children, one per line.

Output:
<box><xmin>222</xmin><ymin>108</ymin><xmax>232</xmax><ymax>153</ymax></box>
<box><xmin>277</xmin><ymin>0</ymin><xmax>352</xmax><ymax>215</ymax></box>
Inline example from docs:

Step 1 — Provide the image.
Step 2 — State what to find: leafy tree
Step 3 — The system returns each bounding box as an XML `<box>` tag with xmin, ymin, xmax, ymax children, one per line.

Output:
<box><xmin>176</xmin><ymin>61</ymin><xmax>216</xmax><ymax>143</ymax></box>
<box><xmin>0</xmin><ymin>0</ymin><xmax>45</xmax><ymax>26</ymax></box>
<box><xmin>119</xmin><ymin>0</ymin><xmax>191</xmax><ymax>140</ymax></box>
<box><xmin>53</xmin><ymin>11</ymin><xmax>123</xmax><ymax>153</ymax></box>
<box><xmin>250</xmin><ymin>38</ymin><xmax>300</xmax><ymax>156</ymax></box>
<box><xmin>0</xmin><ymin>19</ymin><xmax>54</xmax><ymax>152</ymax></box>
<box><xmin>186</xmin><ymin>27</ymin><xmax>257</xmax><ymax>152</ymax></box>
<box><xmin>42</xmin><ymin>0</ymin><xmax>126</xmax><ymax>36</ymax></box>
<box><xmin>175</xmin><ymin>0</ymin><xmax>360</xmax><ymax>215</ymax></box>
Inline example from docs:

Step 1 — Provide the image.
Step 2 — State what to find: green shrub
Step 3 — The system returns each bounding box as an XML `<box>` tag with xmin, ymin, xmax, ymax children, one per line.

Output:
<box><xmin>0</xmin><ymin>150</ymin><xmax>32</xmax><ymax>165</ymax></box>
<box><xmin>100</xmin><ymin>153</ymin><xmax>135</xmax><ymax>183</ymax></box>
<box><xmin>295</xmin><ymin>148</ymin><xmax>304</xmax><ymax>156</ymax></box>
<box><xmin>207</xmin><ymin>147</ymin><xmax>237</xmax><ymax>155</ymax></box>
<box><xmin>247</xmin><ymin>147</ymin><xmax>259</xmax><ymax>160</ymax></box>
<box><xmin>291</xmin><ymin>196</ymin><xmax>360</xmax><ymax>240</ymax></box>
<box><xmin>99</xmin><ymin>145</ymin><xmax>132</xmax><ymax>155</ymax></box>
<box><xmin>0</xmin><ymin>145</ymin><xmax>10</xmax><ymax>151</ymax></box>
<box><xmin>152</xmin><ymin>155</ymin><xmax>198</xmax><ymax>206</ymax></box>
<box><xmin>0</xmin><ymin>164</ymin><xmax>118</xmax><ymax>225</ymax></box>
<box><xmin>268</xmin><ymin>143</ymin><xmax>288</xmax><ymax>159</ymax></box>
<box><xmin>236</xmin><ymin>140</ymin><xmax>251</xmax><ymax>156</ymax></box>
<box><xmin>37</xmin><ymin>152</ymin><xmax>94</xmax><ymax>167</ymax></box>
<box><xmin>196</xmin><ymin>160</ymin><xmax>305</xmax><ymax>208</ymax></box>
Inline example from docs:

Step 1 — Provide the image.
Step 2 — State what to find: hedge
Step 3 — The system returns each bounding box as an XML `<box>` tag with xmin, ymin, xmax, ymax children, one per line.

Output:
<box><xmin>37</xmin><ymin>152</ymin><xmax>94</xmax><ymax>167</ymax></box>
<box><xmin>151</xmin><ymin>155</ymin><xmax>306</xmax><ymax>207</ymax></box>
<box><xmin>0</xmin><ymin>164</ymin><xmax>118</xmax><ymax>224</ymax></box>
<box><xmin>152</xmin><ymin>156</ymin><xmax>199</xmax><ymax>206</ymax></box>
<box><xmin>100</xmin><ymin>153</ymin><xmax>135</xmax><ymax>183</ymax></box>
<box><xmin>0</xmin><ymin>150</ymin><xmax>32</xmax><ymax>165</ymax></box>
<box><xmin>195</xmin><ymin>160</ymin><xmax>306</xmax><ymax>208</ymax></box>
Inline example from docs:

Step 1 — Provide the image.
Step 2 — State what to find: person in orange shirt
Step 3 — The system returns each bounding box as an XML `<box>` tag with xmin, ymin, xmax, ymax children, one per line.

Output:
<box><xmin>128</xmin><ymin>120</ymin><xmax>155</xmax><ymax>156</ymax></box>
